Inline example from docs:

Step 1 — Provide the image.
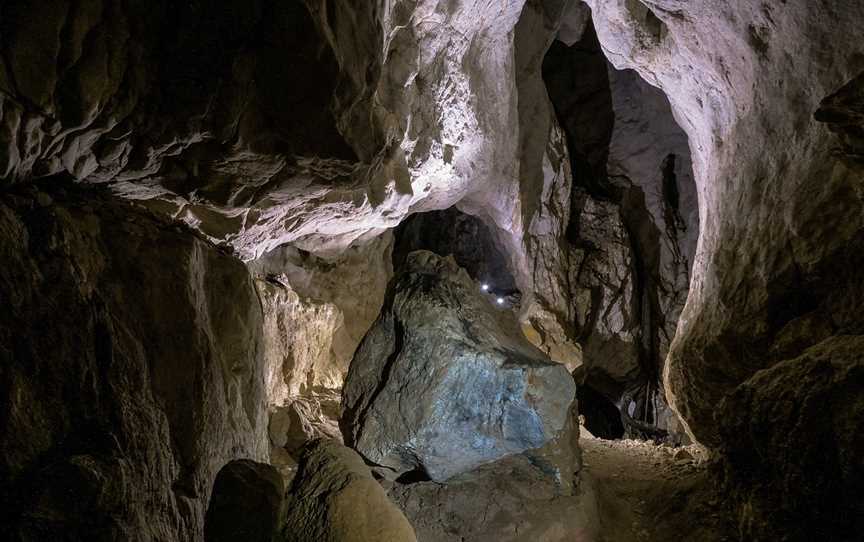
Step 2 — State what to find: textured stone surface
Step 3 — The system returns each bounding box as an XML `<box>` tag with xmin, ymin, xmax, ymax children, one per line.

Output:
<box><xmin>204</xmin><ymin>460</ymin><xmax>284</xmax><ymax>542</ymax></box>
<box><xmin>389</xmin><ymin>453</ymin><xmax>600</xmax><ymax>542</ymax></box>
<box><xmin>0</xmin><ymin>181</ymin><xmax>268</xmax><ymax>540</ymax></box>
<box><xmin>342</xmin><ymin>251</ymin><xmax>576</xmax><ymax>482</ymax></box>
<box><xmin>282</xmin><ymin>439</ymin><xmax>417</xmax><ymax>542</ymax></box>
<box><xmin>718</xmin><ymin>336</ymin><xmax>864</xmax><ymax>540</ymax></box>
<box><xmin>582</xmin><ymin>0</ymin><xmax>864</xmax><ymax>533</ymax></box>
<box><xmin>0</xmin><ymin>0</ymin><xmax>537</xmax><ymax>260</ymax></box>
<box><xmin>251</xmin><ymin>235</ymin><xmax>392</xmax><ymax>402</ymax></box>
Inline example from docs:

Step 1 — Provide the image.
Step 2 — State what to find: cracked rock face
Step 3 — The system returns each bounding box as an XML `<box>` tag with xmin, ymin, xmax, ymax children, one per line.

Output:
<box><xmin>0</xmin><ymin>182</ymin><xmax>268</xmax><ymax>540</ymax></box>
<box><xmin>250</xmin><ymin>235</ymin><xmax>393</xmax><ymax>402</ymax></box>
<box><xmin>341</xmin><ymin>251</ymin><xmax>576</xmax><ymax>482</ymax></box>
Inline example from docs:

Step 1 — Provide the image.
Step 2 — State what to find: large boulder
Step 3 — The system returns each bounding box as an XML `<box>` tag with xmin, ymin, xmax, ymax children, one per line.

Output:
<box><xmin>204</xmin><ymin>460</ymin><xmax>284</xmax><ymax>542</ymax></box>
<box><xmin>282</xmin><ymin>439</ymin><xmax>416</xmax><ymax>542</ymax></box>
<box><xmin>341</xmin><ymin>250</ymin><xmax>576</xmax><ymax>482</ymax></box>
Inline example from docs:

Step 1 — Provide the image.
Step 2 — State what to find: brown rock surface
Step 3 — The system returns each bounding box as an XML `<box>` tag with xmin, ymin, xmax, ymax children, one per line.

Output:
<box><xmin>389</xmin><ymin>453</ymin><xmax>600</xmax><ymax>542</ymax></box>
<box><xmin>282</xmin><ymin>439</ymin><xmax>417</xmax><ymax>542</ymax></box>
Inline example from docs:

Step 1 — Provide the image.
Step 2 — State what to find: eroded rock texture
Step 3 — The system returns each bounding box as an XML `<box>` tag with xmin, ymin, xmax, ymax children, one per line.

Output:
<box><xmin>341</xmin><ymin>251</ymin><xmax>576</xmax><ymax>482</ymax></box>
<box><xmin>0</xmin><ymin>182</ymin><xmax>268</xmax><ymax>540</ymax></box>
<box><xmin>0</xmin><ymin>0</ymin><xmax>541</xmax><ymax>261</ymax></box>
<box><xmin>718</xmin><ymin>336</ymin><xmax>864</xmax><ymax>540</ymax></box>
<box><xmin>283</xmin><ymin>439</ymin><xmax>417</xmax><ymax>542</ymax></box>
<box><xmin>250</xmin><ymin>235</ymin><xmax>393</xmax><ymax>401</ymax></box>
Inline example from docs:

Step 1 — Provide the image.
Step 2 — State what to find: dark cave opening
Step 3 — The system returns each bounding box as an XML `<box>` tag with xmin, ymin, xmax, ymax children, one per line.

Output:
<box><xmin>392</xmin><ymin>207</ymin><xmax>520</xmax><ymax>301</ymax></box>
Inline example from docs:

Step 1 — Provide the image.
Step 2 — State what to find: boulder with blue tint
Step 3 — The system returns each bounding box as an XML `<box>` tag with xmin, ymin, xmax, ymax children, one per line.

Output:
<box><xmin>341</xmin><ymin>251</ymin><xmax>577</xmax><ymax>482</ymax></box>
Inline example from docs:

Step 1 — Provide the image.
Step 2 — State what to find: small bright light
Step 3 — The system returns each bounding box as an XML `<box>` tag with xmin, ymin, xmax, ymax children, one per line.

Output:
<box><xmin>496</xmin><ymin>297</ymin><xmax>505</xmax><ymax>305</ymax></box>
<box><xmin>481</xmin><ymin>283</ymin><xmax>489</xmax><ymax>291</ymax></box>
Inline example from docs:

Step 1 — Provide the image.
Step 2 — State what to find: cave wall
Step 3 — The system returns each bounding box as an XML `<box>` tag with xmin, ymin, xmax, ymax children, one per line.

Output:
<box><xmin>0</xmin><ymin>182</ymin><xmax>268</xmax><ymax>540</ymax></box>
<box><xmin>583</xmin><ymin>0</ymin><xmax>864</xmax><ymax>535</ymax></box>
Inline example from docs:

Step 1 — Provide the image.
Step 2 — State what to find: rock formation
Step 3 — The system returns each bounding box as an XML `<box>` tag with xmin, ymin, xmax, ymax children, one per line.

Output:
<box><xmin>543</xmin><ymin>22</ymin><xmax>697</xmax><ymax>441</ymax></box>
<box><xmin>0</xmin><ymin>181</ymin><xmax>268</xmax><ymax>540</ymax></box>
<box><xmin>341</xmin><ymin>251</ymin><xmax>576</xmax><ymax>482</ymax></box>
<box><xmin>282</xmin><ymin>439</ymin><xmax>417</xmax><ymax>542</ymax></box>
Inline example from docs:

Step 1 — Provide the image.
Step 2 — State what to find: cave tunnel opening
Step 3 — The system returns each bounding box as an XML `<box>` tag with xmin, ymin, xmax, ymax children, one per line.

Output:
<box><xmin>542</xmin><ymin>18</ymin><xmax>698</xmax><ymax>443</ymax></box>
<box><xmin>392</xmin><ymin>207</ymin><xmax>521</xmax><ymax>304</ymax></box>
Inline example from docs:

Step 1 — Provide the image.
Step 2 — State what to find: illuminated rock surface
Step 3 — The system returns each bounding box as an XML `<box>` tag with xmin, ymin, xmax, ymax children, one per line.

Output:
<box><xmin>341</xmin><ymin>251</ymin><xmax>576</xmax><ymax>482</ymax></box>
<box><xmin>0</xmin><ymin>0</ymin><xmax>863</xmax><ymax>540</ymax></box>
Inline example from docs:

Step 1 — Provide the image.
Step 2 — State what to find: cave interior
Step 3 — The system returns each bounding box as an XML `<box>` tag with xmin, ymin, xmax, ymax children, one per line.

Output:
<box><xmin>1</xmin><ymin>1</ymin><xmax>863</xmax><ymax>541</ymax></box>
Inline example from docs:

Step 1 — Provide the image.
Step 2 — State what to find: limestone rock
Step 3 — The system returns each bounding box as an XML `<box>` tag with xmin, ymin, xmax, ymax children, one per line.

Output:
<box><xmin>204</xmin><ymin>460</ymin><xmax>284</xmax><ymax>542</ymax></box>
<box><xmin>282</xmin><ymin>439</ymin><xmax>417</xmax><ymax>542</ymax></box>
<box><xmin>341</xmin><ymin>251</ymin><xmax>576</xmax><ymax>482</ymax></box>
<box><xmin>0</xmin><ymin>181</ymin><xmax>268</xmax><ymax>540</ymax></box>
<box><xmin>583</xmin><ymin>0</ymin><xmax>864</xmax><ymax>449</ymax></box>
<box><xmin>251</xmin><ymin>235</ymin><xmax>393</xmax><ymax>402</ymax></box>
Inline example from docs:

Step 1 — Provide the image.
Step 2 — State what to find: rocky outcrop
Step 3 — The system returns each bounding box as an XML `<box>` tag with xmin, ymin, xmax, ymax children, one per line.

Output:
<box><xmin>341</xmin><ymin>251</ymin><xmax>577</xmax><ymax>482</ymax></box>
<box><xmin>815</xmin><ymin>70</ymin><xmax>864</xmax><ymax>173</ymax></box>
<box><xmin>282</xmin><ymin>439</ymin><xmax>417</xmax><ymax>542</ymax></box>
<box><xmin>250</xmin><ymin>235</ymin><xmax>392</xmax><ymax>402</ymax></box>
<box><xmin>0</xmin><ymin>0</ymin><xmax>539</xmax><ymax>260</ymax></box>
<box><xmin>389</xmin><ymin>453</ymin><xmax>600</xmax><ymax>542</ymax></box>
<box><xmin>204</xmin><ymin>460</ymin><xmax>284</xmax><ymax>542</ymax></box>
<box><xmin>718</xmin><ymin>336</ymin><xmax>864</xmax><ymax>540</ymax></box>
<box><xmin>583</xmin><ymin>0</ymin><xmax>864</xmax><ymax>443</ymax></box>
<box><xmin>0</xmin><ymin>181</ymin><xmax>268</xmax><ymax>540</ymax></box>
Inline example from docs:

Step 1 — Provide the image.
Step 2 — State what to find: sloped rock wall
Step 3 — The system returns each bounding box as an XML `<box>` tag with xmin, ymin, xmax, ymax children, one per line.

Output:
<box><xmin>0</xmin><ymin>181</ymin><xmax>268</xmax><ymax>540</ymax></box>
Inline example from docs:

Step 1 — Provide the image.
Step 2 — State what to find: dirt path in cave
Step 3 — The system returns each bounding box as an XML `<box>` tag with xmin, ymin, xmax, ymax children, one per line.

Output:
<box><xmin>581</xmin><ymin>435</ymin><xmax>737</xmax><ymax>542</ymax></box>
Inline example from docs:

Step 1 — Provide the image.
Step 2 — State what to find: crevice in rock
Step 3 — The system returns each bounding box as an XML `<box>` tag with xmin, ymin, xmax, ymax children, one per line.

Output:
<box><xmin>543</xmin><ymin>15</ymin><xmax>697</xmax><ymax>443</ymax></box>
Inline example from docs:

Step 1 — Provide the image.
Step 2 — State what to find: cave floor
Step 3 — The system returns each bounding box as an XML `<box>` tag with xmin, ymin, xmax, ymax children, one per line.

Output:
<box><xmin>582</xmin><ymin>436</ymin><xmax>737</xmax><ymax>542</ymax></box>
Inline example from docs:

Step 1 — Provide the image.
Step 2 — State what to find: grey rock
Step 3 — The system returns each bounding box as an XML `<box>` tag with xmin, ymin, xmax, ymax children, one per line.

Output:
<box><xmin>341</xmin><ymin>251</ymin><xmax>576</xmax><ymax>482</ymax></box>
